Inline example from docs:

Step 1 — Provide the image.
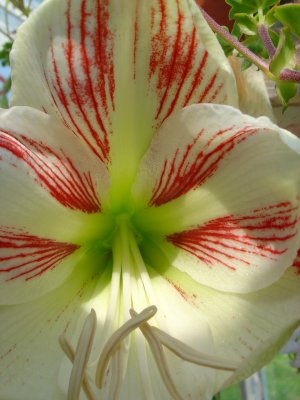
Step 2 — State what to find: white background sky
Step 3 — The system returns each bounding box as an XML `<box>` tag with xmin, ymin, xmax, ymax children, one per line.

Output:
<box><xmin>0</xmin><ymin>0</ymin><xmax>42</xmax><ymax>79</ymax></box>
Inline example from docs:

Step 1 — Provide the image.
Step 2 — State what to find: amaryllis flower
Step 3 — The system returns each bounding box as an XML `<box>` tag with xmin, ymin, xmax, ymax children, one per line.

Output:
<box><xmin>1</xmin><ymin>1</ymin><xmax>300</xmax><ymax>399</ymax></box>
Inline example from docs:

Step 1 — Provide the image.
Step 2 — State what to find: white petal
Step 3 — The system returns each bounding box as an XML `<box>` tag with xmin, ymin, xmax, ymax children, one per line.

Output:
<box><xmin>0</xmin><ymin>107</ymin><xmax>112</xmax><ymax>303</ymax></box>
<box><xmin>0</xmin><ymin>107</ymin><xmax>111</xmax><ymax>245</ymax></box>
<box><xmin>0</xmin><ymin>227</ymin><xmax>83</xmax><ymax>304</ymax></box>
<box><xmin>10</xmin><ymin>0</ymin><xmax>238</xmax><ymax>204</ymax></box>
<box><xmin>0</xmin><ymin>253</ymin><xmax>110</xmax><ymax>399</ymax></box>
<box><xmin>133</xmin><ymin>104</ymin><xmax>300</xmax><ymax>293</ymax></box>
<box><xmin>156</xmin><ymin>262</ymin><xmax>300</xmax><ymax>394</ymax></box>
<box><xmin>148</xmin><ymin>270</ymin><xmax>219</xmax><ymax>400</ymax></box>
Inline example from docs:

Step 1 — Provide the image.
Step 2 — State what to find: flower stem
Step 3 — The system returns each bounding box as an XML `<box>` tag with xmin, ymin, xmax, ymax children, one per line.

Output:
<box><xmin>198</xmin><ymin>6</ymin><xmax>271</xmax><ymax>76</ymax></box>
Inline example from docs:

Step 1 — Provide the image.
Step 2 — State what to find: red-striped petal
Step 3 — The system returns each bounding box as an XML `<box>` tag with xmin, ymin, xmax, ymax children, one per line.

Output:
<box><xmin>0</xmin><ymin>229</ymin><xmax>78</xmax><ymax>282</ymax></box>
<box><xmin>0</xmin><ymin>108</ymin><xmax>108</xmax><ymax>214</ymax></box>
<box><xmin>11</xmin><ymin>0</ymin><xmax>238</xmax><ymax>194</ymax></box>
<box><xmin>0</xmin><ymin>109</ymin><xmax>111</xmax><ymax>291</ymax></box>
<box><xmin>0</xmin><ymin>227</ymin><xmax>80</xmax><ymax>304</ymax></box>
<box><xmin>133</xmin><ymin>104</ymin><xmax>300</xmax><ymax>220</ymax></box>
<box><xmin>133</xmin><ymin>105</ymin><xmax>261</xmax><ymax>208</ymax></box>
<box><xmin>133</xmin><ymin>105</ymin><xmax>300</xmax><ymax>292</ymax></box>
<box><xmin>165</xmin><ymin>201</ymin><xmax>299</xmax><ymax>292</ymax></box>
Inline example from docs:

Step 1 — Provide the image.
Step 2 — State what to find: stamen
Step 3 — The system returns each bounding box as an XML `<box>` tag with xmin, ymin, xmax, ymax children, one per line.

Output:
<box><xmin>102</xmin><ymin>238</ymin><xmax>122</xmax><ymax>338</ymax></box>
<box><xmin>130</xmin><ymin>309</ymin><xmax>184</xmax><ymax>400</ymax></box>
<box><xmin>152</xmin><ymin>326</ymin><xmax>238</xmax><ymax>371</ymax></box>
<box><xmin>107</xmin><ymin>349</ymin><xmax>124</xmax><ymax>400</ymax></box>
<box><xmin>60</xmin><ymin>309</ymin><xmax>97</xmax><ymax>400</ymax></box>
<box><xmin>130</xmin><ymin>308</ymin><xmax>238</xmax><ymax>400</ymax></box>
<box><xmin>59</xmin><ymin>334</ymin><xmax>96</xmax><ymax>400</ymax></box>
<box><xmin>95</xmin><ymin>305</ymin><xmax>157</xmax><ymax>388</ymax></box>
<box><xmin>59</xmin><ymin>305</ymin><xmax>238</xmax><ymax>400</ymax></box>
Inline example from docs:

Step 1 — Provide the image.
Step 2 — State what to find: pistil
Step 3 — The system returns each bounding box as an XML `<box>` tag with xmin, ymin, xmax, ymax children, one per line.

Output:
<box><xmin>95</xmin><ymin>306</ymin><xmax>157</xmax><ymax>388</ymax></box>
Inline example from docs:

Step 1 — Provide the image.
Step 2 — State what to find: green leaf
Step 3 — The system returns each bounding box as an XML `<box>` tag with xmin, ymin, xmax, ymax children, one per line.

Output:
<box><xmin>241</xmin><ymin>58</ymin><xmax>253</xmax><ymax>71</ymax></box>
<box><xmin>216</xmin><ymin>33</ymin><xmax>234</xmax><ymax>57</ymax></box>
<box><xmin>2</xmin><ymin>77</ymin><xmax>11</xmax><ymax>96</ymax></box>
<box><xmin>0</xmin><ymin>94</ymin><xmax>9</xmax><ymax>109</ymax></box>
<box><xmin>225</xmin><ymin>0</ymin><xmax>280</xmax><ymax>19</ymax></box>
<box><xmin>270</xmin><ymin>27</ymin><xmax>296</xmax><ymax>76</ymax></box>
<box><xmin>265</xmin><ymin>7</ymin><xmax>277</xmax><ymax>25</ymax></box>
<box><xmin>275</xmin><ymin>80</ymin><xmax>297</xmax><ymax>109</ymax></box>
<box><xmin>231</xmin><ymin>22</ymin><xmax>242</xmax><ymax>38</ymax></box>
<box><xmin>274</xmin><ymin>4</ymin><xmax>300</xmax><ymax>39</ymax></box>
<box><xmin>269</xmin><ymin>29</ymin><xmax>280</xmax><ymax>48</ymax></box>
<box><xmin>0</xmin><ymin>41</ymin><xmax>13</xmax><ymax>67</ymax></box>
<box><xmin>234</xmin><ymin>13</ymin><xmax>258</xmax><ymax>35</ymax></box>
<box><xmin>243</xmin><ymin>34</ymin><xmax>270</xmax><ymax>59</ymax></box>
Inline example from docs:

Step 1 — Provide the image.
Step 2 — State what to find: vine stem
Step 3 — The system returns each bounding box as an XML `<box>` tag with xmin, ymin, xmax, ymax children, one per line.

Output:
<box><xmin>198</xmin><ymin>6</ymin><xmax>273</xmax><ymax>78</ymax></box>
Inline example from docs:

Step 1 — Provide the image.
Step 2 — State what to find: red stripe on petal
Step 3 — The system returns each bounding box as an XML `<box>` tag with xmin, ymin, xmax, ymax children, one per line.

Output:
<box><xmin>0</xmin><ymin>229</ymin><xmax>79</xmax><ymax>281</ymax></box>
<box><xmin>66</xmin><ymin>1</ymin><xmax>110</xmax><ymax>162</ymax></box>
<box><xmin>166</xmin><ymin>278</ymin><xmax>189</xmax><ymax>302</ymax></box>
<box><xmin>1</xmin><ymin>132</ymin><xmax>101</xmax><ymax>213</ymax></box>
<box><xmin>206</xmin><ymin>81</ymin><xmax>225</xmax><ymax>104</ymax></box>
<box><xmin>149</xmin><ymin>0</ymin><xmax>168</xmax><ymax>78</ymax></box>
<box><xmin>148</xmin><ymin>1</ymin><xmax>228</xmax><ymax>129</ymax></box>
<box><xmin>160</xmin><ymin>26</ymin><xmax>197</xmax><ymax>124</ymax></box>
<box><xmin>164</xmin><ymin>277</ymin><xmax>198</xmax><ymax>307</ymax></box>
<box><xmin>292</xmin><ymin>250</ymin><xmax>300</xmax><ymax>275</ymax></box>
<box><xmin>48</xmin><ymin>40</ymin><xmax>105</xmax><ymax>161</ymax></box>
<box><xmin>150</xmin><ymin>125</ymin><xmax>257</xmax><ymax>206</ymax></box>
<box><xmin>183</xmin><ymin>50</ymin><xmax>208</xmax><ymax>107</ymax></box>
<box><xmin>93</xmin><ymin>0</ymin><xmax>115</xmax><ymax>111</ymax></box>
<box><xmin>168</xmin><ymin>202</ymin><xmax>299</xmax><ymax>270</ymax></box>
<box><xmin>133</xmin><ymin>1</ymin><xmax>139</xmax><ymax>80</ymax></box>
<box><xmin>80</xmin><ymin>0</ymin><xmax>110</xmax><ymax>157</ymax></box>
<box><xmin>44</xmin><ymin>0</ymin><xmax>115</xmax><ymax>163</ymax></box>
<box><xmin>198</xmin><ymin>72</ymin><xmax>218</xmax><ymax>103</ymax></box>
<box><xmin>155</xmin><ymin>1</ymin><xmax>183</xmax><ymax>120</ymax></box>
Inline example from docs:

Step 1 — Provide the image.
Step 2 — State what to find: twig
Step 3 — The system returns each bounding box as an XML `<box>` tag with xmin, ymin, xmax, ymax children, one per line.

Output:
<box><xmin>0</xmin><ymin>27</ymin><xmax>13</xmax><ymax>40</ymax></box>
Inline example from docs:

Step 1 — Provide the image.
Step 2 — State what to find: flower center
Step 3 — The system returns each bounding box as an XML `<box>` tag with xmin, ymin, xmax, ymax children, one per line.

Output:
<box><xmin>58</xmin><ymin>213</ymin><xmax>238</xmax><ymax>399</ymax></box>
<box><xmin>60</xmin><ymin>206</ymin><xmax>236</xmax><ymax>400</ymax></box>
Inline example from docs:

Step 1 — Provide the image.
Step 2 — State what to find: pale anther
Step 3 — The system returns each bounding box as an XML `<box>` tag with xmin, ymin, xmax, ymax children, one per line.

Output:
<box><xmin>61</xmin><ymin>309</ymin><xmax>97</xmax><ymax>400</ymax></box>
<box><xmin>106</xmin><ymin>348</ymin><xmax>124</xmax><ymax>400</ymax></box>
<box><xmin>95</xmin><ymin>305</ymin><xmax>157</xmax><ymax>388</ymax></box>
<box><xmin>130</xmin><ymin>309</ymin><xmax>184</xmax><ymax>400</ymax></box>
<box><xmin>130</xmin><ymin>308</ymin><xmax>238</xmax><ymax>400</ymax></box>
<box><xmin>152</xmin><ymin>326</ymin><xmax>238</xmax><ymax>371</ymax></box>
<box><xmin>59</xmin><ymin>334</ymin><xmax>96</xmax><ymax>400</ymax></box>
<box><xmin>60</xmin><ymin>305</ymin><xmax>238</xmax><ymax>400</ymax></box>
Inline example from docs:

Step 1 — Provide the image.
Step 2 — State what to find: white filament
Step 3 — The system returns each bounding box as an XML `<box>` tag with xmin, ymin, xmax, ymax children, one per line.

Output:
<box><xmin>60</xmin><ymin>306</ymin><xmax>237</xmax><ymax>400</ymax></box>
